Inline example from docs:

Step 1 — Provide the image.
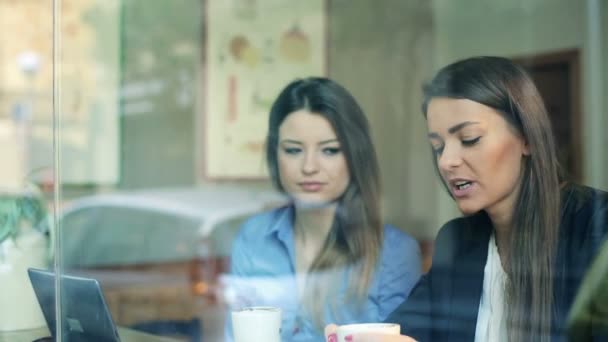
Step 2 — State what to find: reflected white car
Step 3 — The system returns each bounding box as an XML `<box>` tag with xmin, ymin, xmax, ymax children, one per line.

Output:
<box><xmin>58</xmin><ymin>184</ymin><xmax>285</xmax><ymax>341</ymax></box>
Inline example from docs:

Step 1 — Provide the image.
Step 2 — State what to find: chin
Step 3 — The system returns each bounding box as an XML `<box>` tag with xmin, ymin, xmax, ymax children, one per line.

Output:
<box><xmin>456</xmin><ymin>201</ymin><xmax>482</xmax><ymax>216</ymax></box>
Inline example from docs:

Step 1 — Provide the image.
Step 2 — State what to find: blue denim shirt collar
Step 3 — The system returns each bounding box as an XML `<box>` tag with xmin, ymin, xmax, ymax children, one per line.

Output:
<box><xmin>265</xmin><ymin>204</ymin><xmax>296</xmax><ymax>270</ymax></box>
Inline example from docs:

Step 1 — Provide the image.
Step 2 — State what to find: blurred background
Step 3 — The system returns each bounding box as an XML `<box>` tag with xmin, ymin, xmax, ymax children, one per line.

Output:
<box><xmin>0</xmin><ymin>0</ymin><xmax>606</xmax><ymax>341</ymax></box>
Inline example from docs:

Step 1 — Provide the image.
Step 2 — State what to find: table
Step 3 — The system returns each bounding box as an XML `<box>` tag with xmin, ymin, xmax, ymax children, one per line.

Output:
<box><xmin>0</xmin><ymin>326</ymin><xmax>179</xmax><ymax>342</ymax></box>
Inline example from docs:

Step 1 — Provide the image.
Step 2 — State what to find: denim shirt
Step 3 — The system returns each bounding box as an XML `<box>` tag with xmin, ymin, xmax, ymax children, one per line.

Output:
<box><xmin>225</xmin><ymin>205</ymin><xmax>422</xmax><ymax>341</ymax></box>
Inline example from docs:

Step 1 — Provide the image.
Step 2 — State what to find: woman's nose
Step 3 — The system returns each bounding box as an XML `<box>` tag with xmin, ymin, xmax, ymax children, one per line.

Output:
<box><xmin>437</xmin><ymin>144</ymin><xmax>463</xmax><ymax>172</ymax></box>
<box><xmin>302</xmin><ymin>151</ymin><xmax>320</xmax><ymax>174</ymax></box>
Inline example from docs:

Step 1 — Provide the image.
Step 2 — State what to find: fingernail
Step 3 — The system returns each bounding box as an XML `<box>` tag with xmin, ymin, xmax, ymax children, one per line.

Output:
<box><xmin>328</xmin><ymin>333</ymin><xmax>337</xmax><ymax>342</ymax></box>
<box><xmin>345</xmin><ymin>335</ymin><xmax>353</xmax><ymax>342</ymax></box>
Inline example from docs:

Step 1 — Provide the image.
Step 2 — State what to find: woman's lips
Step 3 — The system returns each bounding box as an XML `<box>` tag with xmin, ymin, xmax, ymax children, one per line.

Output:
<box><xmin>449</xmin><ymin>179</ymin><xmax>475</xmax><ymax>198</ymax></box>
<box><xmin>299</xmin><ymin>182</ymin><xmax>324</xmax><ymax>192</ymax></box>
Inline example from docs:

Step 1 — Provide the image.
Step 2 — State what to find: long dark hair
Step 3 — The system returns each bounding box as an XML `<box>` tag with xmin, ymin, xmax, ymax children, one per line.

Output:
<box><xmin>266</xmin><ymin>77</ymin><xmax>383</xmax><ymax>323</ymax></box>
<box><xmin>422</xmin><ymin>56</ymin><xmax>561</xmax><ymax>341</ymax></box>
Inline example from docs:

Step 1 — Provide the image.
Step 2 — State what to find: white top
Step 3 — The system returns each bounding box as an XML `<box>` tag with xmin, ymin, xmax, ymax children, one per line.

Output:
<box><xmin>474</xmin><ymin>234</ymin><xmax>508</xmax><ymax>342</ymax></box>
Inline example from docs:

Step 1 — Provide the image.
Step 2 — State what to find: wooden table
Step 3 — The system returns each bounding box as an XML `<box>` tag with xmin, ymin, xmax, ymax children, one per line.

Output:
<box><xmin>0</xmin><ymin>326</ymin><xmax>179</xmax><ymax>342</ymax></box>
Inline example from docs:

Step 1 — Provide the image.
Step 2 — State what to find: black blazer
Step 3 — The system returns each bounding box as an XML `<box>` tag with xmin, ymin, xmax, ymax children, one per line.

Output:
<box><xmin>386</xmin><ymin>184</ymin><xmax>608</xmax><ymax>341</ymax></box>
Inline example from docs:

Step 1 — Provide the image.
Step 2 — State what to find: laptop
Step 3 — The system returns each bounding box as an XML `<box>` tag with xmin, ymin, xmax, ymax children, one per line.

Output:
<box><xmin>28</xmin><ymin>268</ymin><xmax>121</xmax><ymax>342</ymax></box>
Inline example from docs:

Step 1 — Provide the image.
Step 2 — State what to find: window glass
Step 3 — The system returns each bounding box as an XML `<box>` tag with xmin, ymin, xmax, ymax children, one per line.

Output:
<box><xmin>1</xmin><ymin>0</ymin><xmax>606</xmax><ymax>341</ymax></box>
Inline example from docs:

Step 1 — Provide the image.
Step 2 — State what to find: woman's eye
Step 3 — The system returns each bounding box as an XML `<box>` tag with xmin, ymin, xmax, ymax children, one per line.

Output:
<box><xmin>322</xmin><ymin>147</ymin><xmax>341</xmax><ymax>155</ymax></box>
<box><xmin>283</xmin><ymin>147</ymin><xmax>301</xmax><ymax>155</ymax></box>
<box><xmin>462</xmin><ymin>137</ymin><xmax>481</xmax><ymax>146</ymax></box>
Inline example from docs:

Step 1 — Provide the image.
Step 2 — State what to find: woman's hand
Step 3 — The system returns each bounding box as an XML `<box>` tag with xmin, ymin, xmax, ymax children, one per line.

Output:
<box><xmin>324</xmin><ymin>324</ymin><xmax>417</xmax><ymax>342</ymax></box>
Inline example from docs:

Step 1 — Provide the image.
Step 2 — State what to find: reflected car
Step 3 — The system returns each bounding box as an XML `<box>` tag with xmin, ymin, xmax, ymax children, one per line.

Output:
<box><xmin>58</xmin><ymin>184</ymin><xmax>285</xmax><ymax>341</ymax></box>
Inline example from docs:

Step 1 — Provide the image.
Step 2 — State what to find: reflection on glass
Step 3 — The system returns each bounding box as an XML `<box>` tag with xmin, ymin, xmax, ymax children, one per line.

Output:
<box><xmin>0</xmin><ymin>0</ymin><xmax>605</xmax><ymax>341</ymax></box>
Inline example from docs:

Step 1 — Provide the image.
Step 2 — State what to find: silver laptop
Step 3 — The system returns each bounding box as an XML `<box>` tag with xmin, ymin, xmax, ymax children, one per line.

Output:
<box><xmin>28</xmin><ymin>268</ymin><xmax>121</xmax><ymax>342</ymax></box>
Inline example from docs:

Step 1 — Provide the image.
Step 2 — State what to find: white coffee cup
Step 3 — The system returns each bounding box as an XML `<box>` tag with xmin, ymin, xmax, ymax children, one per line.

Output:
<box><xmin>231</xmin><ymin>306</ymin><xmax>282</xmax><ymax>342</ymax></box>
<box><xmin>336</xmin><ymin>323</ymin><xmax>400</xmax><ymax>341</ymax></box>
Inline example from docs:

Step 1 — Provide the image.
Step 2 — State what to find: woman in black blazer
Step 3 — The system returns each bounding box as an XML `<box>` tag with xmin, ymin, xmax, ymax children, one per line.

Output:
<box><xmin>325</xmin><ymin>56</ymin><xmax>607</xmax><ymax>342</ymax></box>
<box><xmin>385</xmin><ymin>183</ymin><xmax>607</xmax><ymax>342</ymax></box>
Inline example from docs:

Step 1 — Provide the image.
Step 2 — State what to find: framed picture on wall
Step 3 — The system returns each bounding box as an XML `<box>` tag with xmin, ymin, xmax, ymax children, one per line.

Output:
<box><xmin>204</xmin><ymin>0</ymin><xmax>328</xmax><ymax>179</ymax></box>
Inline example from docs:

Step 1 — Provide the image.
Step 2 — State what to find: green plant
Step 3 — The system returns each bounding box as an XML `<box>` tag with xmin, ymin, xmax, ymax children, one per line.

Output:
<box><xmin>0</xmin><ymin>187</ymin><xmax>48</xmax><ymax>245</ymax></box>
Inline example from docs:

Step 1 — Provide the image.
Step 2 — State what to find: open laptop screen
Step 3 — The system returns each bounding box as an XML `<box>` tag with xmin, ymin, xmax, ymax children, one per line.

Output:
<box><xmin>27</xmin><ymin>268</ymin><xmax>121</xmax><ymax>342</ymax></box>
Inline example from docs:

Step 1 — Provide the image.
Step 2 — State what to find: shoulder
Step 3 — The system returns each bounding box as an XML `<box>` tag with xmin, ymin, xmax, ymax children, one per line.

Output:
<box><xmin>379</xmin><ymin>224</ymin><xmax>421</xmax><ymax>270</ymax></box>
<box><xmin>233</xmin><ymin>206</ymin><xmax>291</xmax><ymax>246</ymax></box>
<box><xmin>230</xmin><ymin>206</ymin><xmax>292</xmax><ymax>273</ymax></box>
<box><xmin>382</xmin><ymin>224</ymin><xmax>419</xmax><ymax>250</ymax></box>
<box><xmin>433</xmin><ymin>212</ymin><xmax>492</xmax><ymax>261</ymax></box>
<box><xmin>435</xmin><ymin>213</ymin><xmax>489</xmax><ymax>244</ymax></box>
<box><xmin>560</xmin><ymin>183</ymin><xmax>608</xmax><ymax>239</ymax></box>
<box><xmin>561</xmin><ymin>183</ymin><xmax>608</xmax><ymax>214</ymax></box>
<box><xmin>376</xmin><ymin>225</ymin><xmax>423</xmax><ymax>297</ymax></box>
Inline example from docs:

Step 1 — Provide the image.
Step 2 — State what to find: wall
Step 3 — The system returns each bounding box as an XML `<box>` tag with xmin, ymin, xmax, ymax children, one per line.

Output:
<box><xmin>120</xmin><ymin>0</ymin><xmax>201</xmax><ymax>188</ymax></box>
<box><xmin>588</xmin><ymin>0</ymin><xmax>608</xmax><ymax>191</ymax></box>
<box><xmin>433</xmin><ymin>0</ymin><xmax>585</xmax><ymax>62</ymax></box>
<box><xmin>328</xmin><ymin>0</ymin><xmax>436</xmax><ymax>238</ymax></box>
<box><xmin>604</xmin><ymin>1</ymin><xmax>608</xmax><ymax>189</ymax></box>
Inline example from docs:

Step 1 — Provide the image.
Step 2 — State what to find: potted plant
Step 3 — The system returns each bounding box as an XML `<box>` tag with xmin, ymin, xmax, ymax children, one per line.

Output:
<box><xmin>0</xmin><ymin>184</ymin><xmax>50</xmax><ymax>331</ymax></box>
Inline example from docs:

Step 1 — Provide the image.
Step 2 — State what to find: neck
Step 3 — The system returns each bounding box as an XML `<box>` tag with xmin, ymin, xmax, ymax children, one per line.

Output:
<box><xmin>294</xmin><ymin>203</ymin><xmax>337</xmax><ymax>247</ymax></box>
<box><xmin>491</xmin><ymin>214</ymin><xmax>512</xmax><ymax>238</ymax></box>
<box><xmin>488</xmin><ymin>209</ymin><xmax>513</xmax><ymax>267</ymax></box>
<box><xmin>486</xmin><ymin>172</ymin><xmax>528</xmax><ymax>262</ymax></box>
<box><xmin>486</xmin><ymin>183</ymin><xmax>522</xmax><ymax>261</ymax></box>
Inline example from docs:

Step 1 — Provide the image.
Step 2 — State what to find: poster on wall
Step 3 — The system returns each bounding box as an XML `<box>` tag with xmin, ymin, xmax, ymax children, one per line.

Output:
<box><xmin>205</xmin><ymin>0</ymin><xmax>327</xmax><ymax>179</ymax></box>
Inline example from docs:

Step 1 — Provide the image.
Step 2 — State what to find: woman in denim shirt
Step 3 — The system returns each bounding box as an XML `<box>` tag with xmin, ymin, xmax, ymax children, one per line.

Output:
<box><xmin>225</xmin><ymin>77</ymin><xmax>422</xmax><ymax>341</ymax></box>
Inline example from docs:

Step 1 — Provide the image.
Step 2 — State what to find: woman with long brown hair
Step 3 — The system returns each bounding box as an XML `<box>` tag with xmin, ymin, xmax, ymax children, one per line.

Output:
<box><xmin>325</xmin><ymin>57</ymin><xmax>608</xmax><ymax>341</ymax></box>
<box><xmin>227</xmin><ymin>77</ymin><xmax>422</xmax><ymax>341</ymax></box>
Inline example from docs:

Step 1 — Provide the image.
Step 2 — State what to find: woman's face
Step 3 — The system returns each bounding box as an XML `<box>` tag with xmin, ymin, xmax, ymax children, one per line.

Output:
<box><xmin>426</xmin><ymin>98</ymin><xmax>529</xmax><ymax>220</ymax></box>
<box><xmin>277</xmin><ymin>109</ymin><xmax>350</xmax><ymax>206</ymax></box>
